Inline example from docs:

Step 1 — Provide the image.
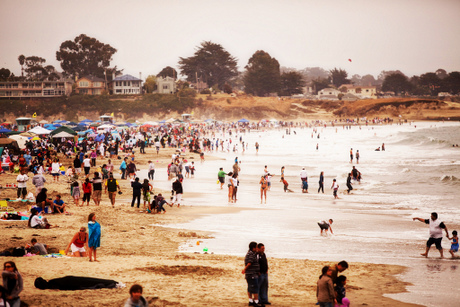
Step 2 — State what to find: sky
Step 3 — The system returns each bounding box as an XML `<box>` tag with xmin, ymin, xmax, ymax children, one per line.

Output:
<box><xmin>1</xmin><ymin>0</ymin><xmax>460</xmax><ymax>80</ymax></box>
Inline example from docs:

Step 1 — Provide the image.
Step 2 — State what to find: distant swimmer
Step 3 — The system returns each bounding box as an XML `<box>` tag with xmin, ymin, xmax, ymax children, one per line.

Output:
<box><xmin>318</xmin><ymin>219</ymin><xmax>334</xmax><ymax>235</ymax></box>
<box><xmin>382</xmin><ymin>143</ymin><xmax>385</xmax><ymax>151</ymax></box>
<box><xmin>413</xmin><ymin>212</ymin><xmax>449</xmax><ymax>258</ymax></box>
<box><xmin>255</xmin><ymin>142</ymin><xmax>259</xmax><ymax>153</ymax></box>
<box><xmin>375</xmin><ymin>147</ymin><xmax>381</xmax><ymax>151</ymax></box>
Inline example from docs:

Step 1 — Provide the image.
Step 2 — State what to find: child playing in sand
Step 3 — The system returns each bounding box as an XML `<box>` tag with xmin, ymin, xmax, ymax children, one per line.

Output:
<box><xmin>447</xmin><ymin>230</ymin><xmax>458</xmax><ymax>258</ymax></box>
<box><xmin>125</xmin><ymin>284</ymin><xmax>148</xmax><ymax>307</ymax></box>
<box><xmin>318</xmin><ymin>219</ymin><xmax>334</xmax><ymax>235</ymax></box>
<box><xmin>331</xmin><ymin>179</ymin><xmax>339</xmax><ymax>199</ymax></box>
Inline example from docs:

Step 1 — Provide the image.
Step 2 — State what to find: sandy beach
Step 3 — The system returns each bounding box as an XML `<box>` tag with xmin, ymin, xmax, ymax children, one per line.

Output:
<box><xmin>0</xmin><ymin>145</ymin><xmax>429</xmax><ymax>307</ymax></box>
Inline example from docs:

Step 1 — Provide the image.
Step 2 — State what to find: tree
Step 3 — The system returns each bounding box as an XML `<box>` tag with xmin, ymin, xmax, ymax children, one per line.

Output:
<box><xmin>382</xmin><ymin>73</ymin><xmax>412</xmax><ymax>95</ymax></box>
<box><xmin>0</xmin><ymin>68</ymin><xmax>11</xmax><ymax>81</ymax></box>
<box><xmin>144</xmin><ymin>75</ymin><xmax>157</xmax><ymax>93</ymax></box>
<box><xmin>444</xmin><ymin>72</ymin><xmax>460</xmax><ymax>94</ymax></box>
<box><xmin>243</xmin><ymin>50</ymin><xmax>280</xmax><ymax>96</ymax></box>
<box><xmin>18</xmin><ymin>55</ymin><xmax>25</xmax><ymax>78</ymax></box>
<box><xmin>419</xmin><ymin>72</ymin><xmax>441</xmax><ymax>95</ymax></box>
<box><xmin>157</xmin><ymin>66</ymin><xmax>177</xmax><ymax>79</ymax></box>
<box><xmin>280</xmin><ymin>71</ymin><xmax>304</xmax><ymax>96</ymax></box>
<box><xmin>178</xmin><ymin>41</ymin><xmax>238</xmax><ymax>89</ymax></box>
<box><xmin>329</xmin><ymin>68</ymin><xmax>350</xmax><ymax>88</ymax></box>
<box><xmin>311</xmin><ymin>77</ymin><xmax>330</xmax><ymax>94</ymax></box>
<box><xmin>56</xmin><ymin>34</ymin><xmax>117</xmax><ymax>79</ymax></box>
<box><xmin>361</xmin><ymin>74</ymin><xmax>377</xmax><ymax>86</ymax></box>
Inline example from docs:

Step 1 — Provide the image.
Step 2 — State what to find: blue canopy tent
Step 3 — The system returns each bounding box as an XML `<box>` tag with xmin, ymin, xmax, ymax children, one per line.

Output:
<box><xmin>237</xmin><ymin>118</ymin><xmax>250</xmax><ymax>123</ymax></box>
<box><xmin>44</xmin><ymin>124</ymin><xmax>58</xmax><ymax>130</ymax></box>
<box><xmin>0</xmin><ymin>127</ymin><xmax>11</xmax><ymax>133</ymax></box>
<box><xmin>72</xmin><ymin>125</ymin><xmax>87</xmax><ymax>132</ymax></box>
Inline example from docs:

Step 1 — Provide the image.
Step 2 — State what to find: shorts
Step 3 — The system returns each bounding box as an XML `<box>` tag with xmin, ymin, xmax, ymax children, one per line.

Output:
<box><xmin>92</xmin><ymin>190</ymin><xmax>102</xmax><ymax>201</ymax></box>
<box><xmin>318</xmin><ymin>222</ymin><xmax>329</xmax><ymax>230</ymax></box>
<box><xmin>333</xmin><ymin>189</ymin><xmax>338</xmax><ymax>197</ymax></box>
<box><xmin>143</xmin><ymin>192</ymin><xmax>151</xmax><ymax>203</ymax></box>
<box><xmin>52</xmin><ymin>173</ymin><xmax>60</xmax><ymax>177</ymax></box>
<box><xmin>82</xmin><ymin>193</ymin><xmax>91</xmax><ymax>202</ymax></box>
<box><xmin>246</xmin><ymin>276</ymin><xmax>259</xmax><ymax>294</ymax></box>
<box><xmin>75</xmin><ymin>168</ymin><xmax>81</xmax><ymax>174</ymax></box>
<box><xmin>71</xmin><ymin>243</ymin><xmax>86</xmax><ymax>253</ymax></box>
<box><xmin>185</xmin><ymin>166</ymin><xmax>190</xmax><ymax>173</ymax></box>
<box><xmin>84</xmin><ymin>167</ymin><xmax>90</xmax><ymax>175</ymax></box>
<box><xmin>108</xmin><ymin>191</ymin><xmax>116</xmax><ymax>199</ymax></box>
<box><xmin>267</xmin><ymin>182</ymin><xmax>271</xmax><ymax>187</ymax></box>
<box><xmin>426</xmin><ymin>237</ymin><xmax>443</xmax><ymax>250</ymax></box>
<box><xmin>218</xmin><ymin>177</ymin><xmax>225</xmax><ymax>184</ymax></box>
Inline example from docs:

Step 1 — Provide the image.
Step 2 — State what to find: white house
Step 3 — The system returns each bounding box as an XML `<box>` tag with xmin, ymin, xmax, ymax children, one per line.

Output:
<box><xmin>318</xmin><ymin>88</ymin><xmax>341</xmax><ymax>100</ymax></box>
<box><xmin>156</xmin><ymin>76</ymin><xmax>176</xmax><ymax>94</ymax></box>
<box><xmin>112</xmin><ymin>74</ymin><xmax>142</xmax><ymax>95</ymax></box>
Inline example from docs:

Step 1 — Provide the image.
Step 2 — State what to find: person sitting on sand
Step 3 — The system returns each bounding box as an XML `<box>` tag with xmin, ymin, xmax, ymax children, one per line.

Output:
<box><xmin>28</xmin><ymin>208</ymin><xmax>53</xmax><ymax>229</ymax></box>
<box><xmin>52</xmin><ymin>194</ymin><xmax>66</xmax><ymax>214</ymax></box>
<box><xmin>125</xmin><ymin>284</ymin><xmax>148</xmax><ymax>307</ymax></box>
<box><xmin>64</xmin><ymin>227</ymin><xmax>88</xmax><ymax>257</ymax></box>
<box><xmin>35</xmin><ymin>188</ymin><xmax>54</xmax><ymax>213</ymax></box>
<box><xmin>28</xmin><ymin>238</ymin><xmax>48</xmax><ymax>255</ymax></box>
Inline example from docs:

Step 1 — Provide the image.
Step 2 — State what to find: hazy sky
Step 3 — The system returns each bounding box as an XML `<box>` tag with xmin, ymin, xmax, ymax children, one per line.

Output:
<box><xmin>1</xmin><ymin>0</ymin><xmax>460</xmax><ymax>80</ymax></box>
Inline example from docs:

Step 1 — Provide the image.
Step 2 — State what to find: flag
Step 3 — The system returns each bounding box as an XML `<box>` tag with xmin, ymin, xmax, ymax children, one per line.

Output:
<box><xmin>32</xmin><ymin>112</ymin><xmax>37</xmax><ymax>118</ymax></box>
<box><xmin>110</xmin><ymin>112</ymin><xmax>114</xmax><ymax>117</ymax></box>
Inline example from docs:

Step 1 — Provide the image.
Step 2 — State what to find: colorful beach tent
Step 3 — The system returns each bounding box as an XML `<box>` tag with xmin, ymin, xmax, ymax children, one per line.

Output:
<box><xmin>0</xmin><ymin>127</ymin><xmax>11</xmax><ymax>133</ymax></box>
<box><xmin>28</xmin><ymin>126</ymin><xmax>51</xmax><ymax>135</ymax></box>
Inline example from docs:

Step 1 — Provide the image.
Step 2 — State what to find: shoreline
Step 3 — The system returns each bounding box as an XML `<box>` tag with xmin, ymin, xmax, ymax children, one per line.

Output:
<box><xmin>0</xmin><ymin>145</ymin><xmax>426</xmax><ymax>306</ymax></box>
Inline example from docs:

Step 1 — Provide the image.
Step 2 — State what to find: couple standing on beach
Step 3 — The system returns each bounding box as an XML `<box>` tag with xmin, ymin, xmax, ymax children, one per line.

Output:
<box><xmin>242</xmin><ymin>242</ymin><xmax>270</xmax><ymax>307</ymax></box>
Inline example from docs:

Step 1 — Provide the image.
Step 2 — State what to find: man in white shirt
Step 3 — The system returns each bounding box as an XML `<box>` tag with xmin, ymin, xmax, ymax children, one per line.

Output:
<box><xmin>413</xmin><ymin>212</ymin><xmax>449</xmax><ymax>258</ymax></box>
<box><xmin>16</xmin><ymin>169</ymin><xmax>29</xmax><ymax>200</ymax></box>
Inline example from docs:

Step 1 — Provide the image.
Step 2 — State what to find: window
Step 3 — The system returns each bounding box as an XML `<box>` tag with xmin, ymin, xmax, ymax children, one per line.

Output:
<box><xmin>116</xmin><ymin>89</ymin><xmax>122</xmax><ymax>93</ymax></box>
<box><xmin>44</xmin><ymin>89</ymin><xmax>55</xmax><ymax>96</ymax></box>
<box><xmin>93</xmin><ymin>82</ymin><xmax>101</xmax><ymax>87</ymax></box>
<box><xmin>79</xmin><ymin>81</ymin><xmax>89</xmax><ymax>87</ymax></box>
<box><xmin>163</xmin><ymin>85</ymin><xmax>169</xmax><ymax>89</ymax></box>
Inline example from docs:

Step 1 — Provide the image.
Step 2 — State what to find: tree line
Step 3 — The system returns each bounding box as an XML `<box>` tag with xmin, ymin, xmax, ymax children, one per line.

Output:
<box><xmin>0</xmin><ymin>34</ymin><xmax>459</xmax><ymax>97</ymax></box>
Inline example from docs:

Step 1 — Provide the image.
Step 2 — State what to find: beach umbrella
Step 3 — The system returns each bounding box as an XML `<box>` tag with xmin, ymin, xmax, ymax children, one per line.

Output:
<box><xmin>19</xmin><ymin>132</ymin><xmax>35</xmax><ymax>137</ymax></box>
<box><xmin>237</xmin><ymin>118</ymin><xmax>250</xmax><ymax>123</ymax></box>
<box><xmin>0</xmin><ymin>127</ymin><xmax>11</xmax><ymax>133</ymax></box>
<box><xmin>32</xmin><ymin>136</ymin><xmax>40</xmax><ymax>141</ymax></box>
<box><xmin>88</xmin><ymin>133</ymin><xmax>97</xmax><ymax>138</ymax></box>
<box><xmin>72</xmin><ymin>125</ymin><xmax>87</xmax><ymax>132</ymax></box>
<box><xmin>95</xmin><ymin>134</ymin><xmax>105</xmax><ymax>142</ymax></box>
<box><xmin>8</xmin><ymin>135</ymin><xmax>28</xmax><ymax>149</ymax></box>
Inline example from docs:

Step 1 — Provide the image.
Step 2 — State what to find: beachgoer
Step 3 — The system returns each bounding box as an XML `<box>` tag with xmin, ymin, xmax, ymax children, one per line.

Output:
<box><xmin>131</xmin><ymin>177</ymin><xmax>143</xmax><ymax>209</ymax></box>
<box><xmin>35</xmin><ymin>188</ymin><xmax>54</xmax><ymax>213</ymax></box>
<box><xmin>242</xmin><ymin>242</ymin><xmax>262</xmax><ymax>307</ymax></box>
<box><xmin>351</xmin><ymin>166</ymin><xmax>361</xmax><ymax>183</ymax></box>
<box><xmin>120</xmin><ymin>157</ymin><xmax>128</xmax><ymax>180</ymax></box>
<box><xmin>318</xmin><ymin>171</ymin><xmax>324</xmax><ymax>193</ymax></box>
<box><xmin>190</xmin><ymin>161</ymin><xmax>195</xmax><ymax>177</ymax></box>
<box><xmin>227</xmin><ymin>172</ymin><xmax>234</xmax><ymax>203</ymax></box>
<box><xmin>330</xmin><ymin>261</ymin><xmax>348</xmax><ymax>284</ymax></box>
<box><xmin>318</xmin><ymin>219</ymin><xmax>334</xmax><ymax>235</ymax></box>
<box><xmin>91</xmin><ymin>172</ymin><xmax>102</xmax><ymax>206</ymax></box>
<box><xmin>127</xmin><ymin>161</ymin><xmax>137</xmax><ymax>180</ymax></box>
<box><xmin>349</xmin><ymin>148</ymin><xmax>353</xmax><ymax>163</ymax></box>
<box><xmin>233</xmin><ymin>161</ymin><xmax>240</xmax><ymax>176</ymax></box>
<box><xmin>32</xmin><ymin>171</ymin><xmax>46</xmax><ymax>196</ymax></box>
<box><xmin>87</xmin><ymin>213</ymin><xmax>101</xmax><ymax>262</ymax></box>
<box><xmin>231</xmin><ymin>173</ymin><xmax>238</xmax><ymax>203</ymax></box>
<box><xmin>82</xmin><ymin>178</ymin><xmax>92</xmax><ymax>206</ymax></box>
<box><xmin>255</xmin><ymin>142</ymin><xmax>259</xmax><ymax>153</ymax></box>
<box><xmin>72</xmin><ymin>181</ymin><xmax>81</xmax><ymax>206</ymax></box>
<box><xmin>334</xmin><ymin>275</ymin><xmax>350</xmax><ymax>307</ymax></box>
<box><xmin>28</xmin><ymin>208</ymin><xmax>51</xmax><ymax>229</ymax></box>
<box><xmin>413</xmin><ymin>212</ymin><xmax>449</xmax><ymax>258</ymax></box>
<box><xmin>257</xmin><ymin>243</ymin><xmax>270</xmax><ymax>305</ymax></box>
<box><xmin>16</xmin><ymin>169</ymin><xmax>28</xmax><ymax>200</ymax></box>
<box><xmin>148</xmin><ymin>160</ymin><xmax>155</xmax><ymax>180</ymax></box>
<box><xmin>125</xmin><ymin>284</ymin><xmax>148</xmax><ymax>307</ymax></box>
<box><xmin>142</xmin><ymin>179</ymin><xmax>153</xmax><ymax>210</ymax></box>
<box><xmin>105</xmin><ymin>173</ymin><xmax>121</xmax><ymax>208</ymax></box>
<box><xmin>172</xmin><ymin>178</ymin><xmax>183</xmax><ymax>207</ymax></box>
<box><xmin>447</xmin><ymin>230</ymin><xmax>459</xmax><ymax>258</ymax></box>
<box><xmin>83</xmin><ymin>155</ymin><xmax>91</xmax><ymax>176</ymax></box>
<box><xmin>65</xmin><ymin>227</ymin><xmax>88</xmax><ymax>257</ymax></box>
<box><xmin>52</xmin><ymin>194</ymin><xmax>66</xmax><ymax>214</ymax></box>
<box><xmin>356</xmin><ymin>150</ymin><xmax>360</xmax><ymax>164</ymax></box>
<box><xmin>317</xmin><ymin>266</ymin><xmax>336</xmax><ymax>307</ymax></box>
<box><xmin>2</xmin><ymin>261</ymin><xmax>23</xmax><ymax>307</ymax></box>
<box><xmin>331</xmin><ymin>179</ymin><xmax>339</xmax><ymax>199</ymax></box>
<box><xmin>382</xmin><ymin>143</ymin><xmax>385</xmax><ymax>151</ymax></box>
<box><xmin>300</xmin><ymin>167</ymin><xmax>308</xmax><ymax>182</ymax></box>
<box><xmin>30</xmin><ymin>238</ymin><xmax>47</xmax><ymax>255</ymax></box>
<box><xmin>346</xmin><ymin>173</ymin><xmax>353</xmax><ymax>194</ymax></box>
<box><xmin>280</xmin><ymin>177</ymin><xmax>294</xmax><ymax>193</ymax></box>
<box><xmin>260</xmin><ymin>175</ymin><xmax>268</xmax><ymax>204</ymax></box>
<box><xmin>73</xmin><ymin>154</ymin><xmax>82</xmax><ymax>174</ymax></box>
<box><xmin>51</xmin><ymin>158</ymin><xmax>61</xmax><ymax>182</ymax></box>
<box><xmin>218</xmin><ymin>168</ymin><xmax>226</xmax><ymax>189</ymax></box>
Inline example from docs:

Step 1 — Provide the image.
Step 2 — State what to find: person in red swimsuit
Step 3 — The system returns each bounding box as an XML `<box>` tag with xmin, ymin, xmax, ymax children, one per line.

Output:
<box><xmin>64</xmin><ymin>227</ymin><xmax>89</xmax><ymax>257</ymax></box>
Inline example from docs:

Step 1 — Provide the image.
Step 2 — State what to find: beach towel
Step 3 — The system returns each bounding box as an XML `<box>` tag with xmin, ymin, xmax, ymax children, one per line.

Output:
<box><xmin>88</xmin><ymin>221</ymin><xmax>101</xmax><ymax>248</ymax></box>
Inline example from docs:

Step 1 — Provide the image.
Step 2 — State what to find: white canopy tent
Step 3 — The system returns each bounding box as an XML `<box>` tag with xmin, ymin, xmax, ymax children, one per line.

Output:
<box><xmin>52</xmin><ymin>131</ymin><xmax>75</xmax><ymax>138</ymax></box>
<box><xmin>28</xmin><ymin>126</ymin><xmax>52</xmax><ymax>135</ymax></box>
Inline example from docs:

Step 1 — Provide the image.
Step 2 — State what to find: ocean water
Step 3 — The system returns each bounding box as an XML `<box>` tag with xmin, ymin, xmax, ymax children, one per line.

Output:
<box><xmin>146</xmin><ymin>121</ymin><xmax>460</xmax><ymax>307</ymax></box>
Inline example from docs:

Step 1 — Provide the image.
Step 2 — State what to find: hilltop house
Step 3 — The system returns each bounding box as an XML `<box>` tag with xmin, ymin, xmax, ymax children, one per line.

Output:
<box><xmin>156</xmin><ymin>76</ymin><xmax>176</xmax><ymax>94</ymax></box>
<box><xmin>112</xmin><ymin>74</ymin><xmax>142</xmax><ymax>95</ymax></box>
<box><xmin>318</xmin><ymin>88</ymin><xmax>341</xmax><ymax>100</ymax></box>
<box><xmin>340</xmin><ymin>84</ymin><xmax>377</xmax><ymax>99</ymax></box>
<box><xmin>0</xmin><ymin>80</ymin><xmax>72</xmax><ymax>98</ymax></box>
<box><xmin>75</xmin><ymin>75</ymin><xmax>106</xmax><ymax>95</ymax></box>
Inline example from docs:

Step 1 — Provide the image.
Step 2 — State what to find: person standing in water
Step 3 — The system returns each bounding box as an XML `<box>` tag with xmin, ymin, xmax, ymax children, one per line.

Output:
<box><xmin>318</xmin><ymin>171</ymin><xmax>324</xmax><ymax>193</ymax></box>
<box><xmin>349</xmin><ymin>148</ymin><xmax>353</xmax><ymax>163</ymax></box>
<box><xmin>413</xmin><ymin>212</ymin><xmax>449</xmax><ymax>258</ymax></box>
